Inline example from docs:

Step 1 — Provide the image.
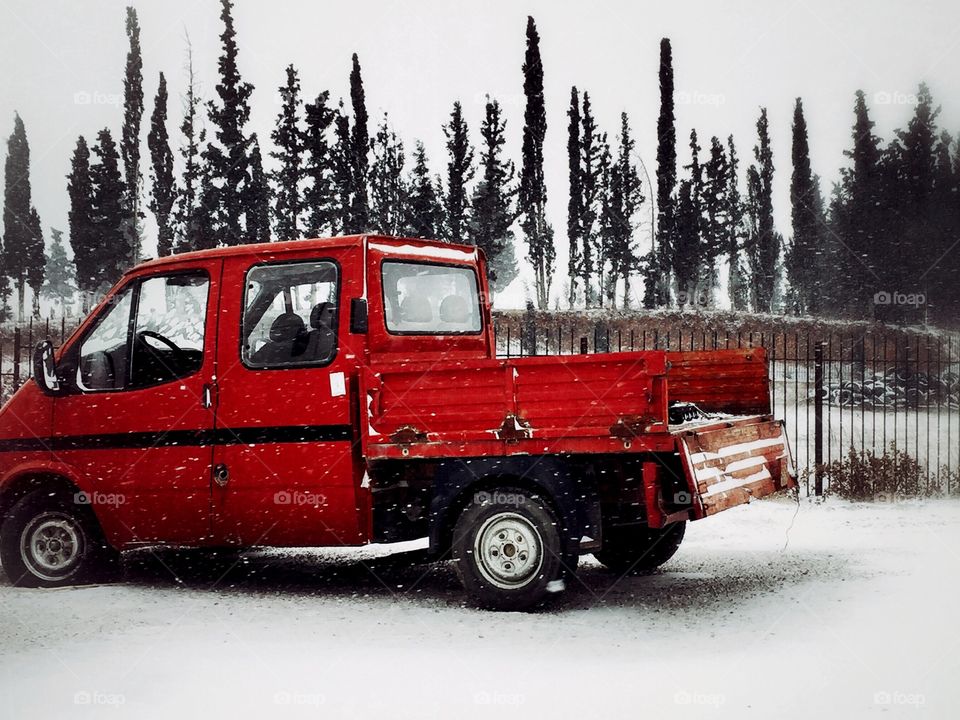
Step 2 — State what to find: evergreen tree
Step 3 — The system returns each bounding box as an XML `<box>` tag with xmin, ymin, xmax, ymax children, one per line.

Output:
<box><xmin>2</xmin><ymin>113</ymin><xmax>32</xmax><ymax>319</ymax></box>
<box><xmin>651</xmin><ymin>37</ymin><xmax>677</xmax><ymax>307</ymax></box>
<box><xmin>726</xmin><ymin>136</ymin><xmax>749</xmax><ymax>311</ymax></box>
<box><xmin>244</xmin><ymin>135</ymin><xmax>271</xmax><ymax>244</ymax></box>
<box><xmin>579</xmin><ymin>92</ymin><xmax>606</xmax><ymax>306</ymax></box>
<box><xmin>333</xmin><ymin>102</ymin><xmax>353</xmax><ymax>233</ymax></box>
<box><xmin>786</xmin><ymin>98</ymin><xmax>823</xmax><ymax>315</ymax></box>
<box><xmin>271</xmin><ymin>64</ymin><xmax>305</xmax><ymax>241</ymax></box>
<box><xmin>26</xmin><ymin>207</ymin><xmax>45</xmax><ymax>318</ymax></box>
<box><xmin>206</xmin><ymin>0</ymin><xmax>254</xmax><ymax>245</ymax></box>
<box><xmin>603</xmin><ymin>113</ymin><xmax>644</xmax><ymax>307</ymax></box>
<box><xmin>148</xmin><ymin>72</ymin><xmax>176</xmax><ymax>257</ymax></box>
<box><xmin>566</xmin><ymin>86</ymin><xmax>583</xmax><ymax>306</ymax></box>
<box><xmin>467</xmin><ymin>97</ymin><xmax>519</xmax><ymax>293</ymax></box>
<box><xmin>404</xmin><ymin>141</ymin><xmax>443</xmax><ymax>239</ymax></box>
<box><xmin>744</xmin><ymin>108</ymin><xmax>777</xmax><ymax>312</ymax></box>
<box><xmin>303</xmin><ymin>91</ymin><xmax>336</xmax><ymax>237</ymax></box>
<box><xmin>175</xmin><ymin>35</ymin><xmax>204</xmax><ymax>252</ymax></box>
<box><xmin>443</xmin><ymin>101</ymin><xmax>475</xmax><ymax>242</ymax></box>
<box><xmin>90</xmin><ymin>128</ymin><xmax>127</xmax><ymax>291</ymax></box>
<box><xmin>67</xmin><ymin>136</ymin><xmax>98</xmax><ymax>307</ymax></box>
<box><xmin>121</xmin><ymin>6</ymin><xmax>144</xmax><ymax>264</ymax></box>
<box><xmin>518</xmin><ymin>16</ymin><xmax>554</xmax><ymax>309</ymax></box>
<box><xmin>369</xmin><ymin>113</ymin><xmax>407</xmax><ymax>236</ymax></box>
<box><xmin>701</xmin><ymin>136</ymin><xmax>729</xmax><ymax>306</ymax></box>
<box><xmin>673</xmin><ymin>129</ymin><xmax>703</xmax><ymax>306</ymax></box>
<box><xmin>41</xmin><ymin>228</ymin><xmax>75</xmax><ymax>316</ymax></box>
<box><xmin>348</xmin><ymin>53</ymin><xmax>370</xmax><ymax>232</ymax></box>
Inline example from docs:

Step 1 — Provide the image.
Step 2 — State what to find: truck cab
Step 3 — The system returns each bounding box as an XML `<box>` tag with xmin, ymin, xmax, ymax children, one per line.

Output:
<box><xmin>0</xmin><ymin>235</ymin><xmax>796</xmax><ymax>610</ymax></box>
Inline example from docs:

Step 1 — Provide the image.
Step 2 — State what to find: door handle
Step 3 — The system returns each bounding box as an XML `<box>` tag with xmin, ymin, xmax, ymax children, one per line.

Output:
<box><xmin>202</xmin><ymin>383</ymin><xmax>213</xmax><ymax>409</ymax></box>
<box><xmin>213</xmin><ymin>463</ymin><xmax>229</xmax><ymax>487</ymax></box>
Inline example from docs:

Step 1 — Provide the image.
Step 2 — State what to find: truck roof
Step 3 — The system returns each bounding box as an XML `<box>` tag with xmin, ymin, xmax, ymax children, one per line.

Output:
<box><xmin>132</xmin><ymin>234</ymin><xmax>481</xmax><ymax>274</ymax></box>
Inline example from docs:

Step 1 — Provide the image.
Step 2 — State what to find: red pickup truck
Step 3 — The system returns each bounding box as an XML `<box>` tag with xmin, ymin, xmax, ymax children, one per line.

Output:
<box><xmin>0</xmin><ymin>235</ymin><xmax>796</xmax><ymax>609</ymax></box>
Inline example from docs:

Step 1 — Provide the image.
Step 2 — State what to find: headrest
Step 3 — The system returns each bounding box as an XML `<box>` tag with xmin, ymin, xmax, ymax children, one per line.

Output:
<box><xmin>269</xmin><ymin>312</ymin><xmax>306</xmax><ymax>342</ymax></box>
<box><xmin>400</xmin><ymin>295</ymin><xmax>432</xmax><ymax>323</ymax></box>
<box><xmin>310</xmin><ymin>302</ymin><xmax>335</xmax><ymax>330</ymax></box>
<box><xmin>439</xmin><ymin>295</ymin><xmax>470</xmax><ymax>323</ymax></box>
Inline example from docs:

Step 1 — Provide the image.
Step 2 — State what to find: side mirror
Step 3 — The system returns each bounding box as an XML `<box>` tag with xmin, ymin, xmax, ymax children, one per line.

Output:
<box><xmin>349</xmin><ymin>298</ymin><xmax>368</xmax><ymax>334</ymax></box>
<box><xmin>33</xmin><ymin>340</ymin><xmax>61</xmax><ymax>395</ymax></box>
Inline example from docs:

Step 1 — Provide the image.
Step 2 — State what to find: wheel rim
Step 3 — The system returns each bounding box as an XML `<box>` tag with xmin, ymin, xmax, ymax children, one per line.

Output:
<box><xmin>473</xmin><ymin>512</ymin><xmax>543</xmax><ymax>590</ymax></box>
<box><xmin>20</xmin><ymin>512</ymin><xmax>85</xmax><ymax>582</ymax></box>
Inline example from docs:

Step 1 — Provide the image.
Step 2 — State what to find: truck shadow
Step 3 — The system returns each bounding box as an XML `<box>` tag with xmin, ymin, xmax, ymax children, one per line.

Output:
<box><xmin>118</xmin><ymin>545</ymin><xmax>849</xmax><ymax>613</ymax></box>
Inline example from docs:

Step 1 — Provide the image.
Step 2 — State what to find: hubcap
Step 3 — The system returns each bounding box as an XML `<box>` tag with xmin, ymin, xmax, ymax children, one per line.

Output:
<box><xmin>21</xmin><ymin>512</ymin><xmax>84</xmax><ymax>581</ymax></box>
<box><xmin>474</xmin><ymin>512</ymin><xmax>543</xmax><ymax>589</ymax></box>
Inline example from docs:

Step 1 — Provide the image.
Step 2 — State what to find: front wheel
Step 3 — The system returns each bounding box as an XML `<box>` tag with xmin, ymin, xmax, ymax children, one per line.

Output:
<box><xmin>594</xmin><ymin>521</ymin><xmax>686</xmax><ymax>575</ymax></box>
<box><xmin>452</xmin><ymin>488</ymin><xmax>565</xmax><ymax>611</ymax></box>
<box><xmin>0</xmin><ymin>490</ymin><xmax>119</xmax><ymax>588</ymax></box>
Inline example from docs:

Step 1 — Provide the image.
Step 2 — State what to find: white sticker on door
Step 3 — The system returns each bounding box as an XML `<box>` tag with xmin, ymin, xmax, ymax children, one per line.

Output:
<box><xmin>329</xmin><ymin>371</ymin><xmax>346</xmax><ymax>397</ymax></box>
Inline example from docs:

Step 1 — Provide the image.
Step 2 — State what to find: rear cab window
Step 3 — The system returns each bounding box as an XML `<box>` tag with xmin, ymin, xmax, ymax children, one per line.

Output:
<box><xmin>381</xmin><ymin>261</ymin><xmax>482</xmax><ymax>335</ymax></box>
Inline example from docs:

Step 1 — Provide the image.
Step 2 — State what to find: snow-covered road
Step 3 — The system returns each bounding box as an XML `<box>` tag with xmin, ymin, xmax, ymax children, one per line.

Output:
<box><xmin>1</xmin><ymin>497</ymin><xmax>958</xmax><ymax>719</ymax></box>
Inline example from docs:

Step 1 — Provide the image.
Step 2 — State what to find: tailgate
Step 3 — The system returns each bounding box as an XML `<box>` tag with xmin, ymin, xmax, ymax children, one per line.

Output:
<box><xmin>676</xmin><ymin>417</ymin><xmax>797</xmax><ymax>517</ymax></box>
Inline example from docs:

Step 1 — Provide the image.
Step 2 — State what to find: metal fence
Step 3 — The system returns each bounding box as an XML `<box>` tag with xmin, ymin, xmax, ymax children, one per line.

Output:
<box><xmin>494</xmin><ymin>318</ymin><xmax>960</xmax><ymax>497</ymax></box>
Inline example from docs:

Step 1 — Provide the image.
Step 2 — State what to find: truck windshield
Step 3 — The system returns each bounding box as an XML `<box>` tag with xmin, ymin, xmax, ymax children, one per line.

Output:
<box><xmin>382</xmin><ymin>261</ymin><xmax>481</xmax><ymax>335</ymax></box>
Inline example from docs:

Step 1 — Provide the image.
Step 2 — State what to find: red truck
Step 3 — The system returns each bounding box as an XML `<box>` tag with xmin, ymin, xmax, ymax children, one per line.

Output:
<box><xmin>0</xmin><ymin>235</ymin><xmax>796</xmax><ymax>609</ymax></box>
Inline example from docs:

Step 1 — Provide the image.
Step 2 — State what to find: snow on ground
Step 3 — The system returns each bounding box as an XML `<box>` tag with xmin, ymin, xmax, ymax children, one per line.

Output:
<box><xmin>1</xmin><ymin>497</ymin><xmax>958</xmax><ymax>719</ymax></box>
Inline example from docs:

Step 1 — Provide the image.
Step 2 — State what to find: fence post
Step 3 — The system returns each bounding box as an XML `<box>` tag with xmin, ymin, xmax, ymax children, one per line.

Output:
<box><xmin>579</xmin><ymin>337</ymin><xmax>588</xmax><ymax>355</ymax></box>
<box><xmin>12</xmin><ymin>326</ymin><xmax>21</xmax><ymax>390</ymax></box>
<box><xmin>814</xmin><ymin>341</ymin><xmax>825</xmax><ymax>496</ymax></box>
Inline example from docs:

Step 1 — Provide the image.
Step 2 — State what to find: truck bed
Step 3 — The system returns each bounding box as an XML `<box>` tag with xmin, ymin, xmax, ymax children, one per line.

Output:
<box><xmin>360</xmin><ymin>348</ymin><xmax>796</xmax><ymax>520</ymax></box>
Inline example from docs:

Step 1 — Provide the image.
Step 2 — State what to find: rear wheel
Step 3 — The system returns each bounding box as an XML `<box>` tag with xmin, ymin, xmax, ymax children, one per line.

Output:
<box><xmin>452</xmin><ymin>488</ymin><xmax>565</xmax><ymax>611</ymax></box>
<box><xmin>0</xmin><ymin>490</ymin><xmax>119</xmax><ymax>588</ymax></box>
<box><xmin>594</xmin><ymin>521</ymin><xmax>685</xmax><ymax>575</ymax></box>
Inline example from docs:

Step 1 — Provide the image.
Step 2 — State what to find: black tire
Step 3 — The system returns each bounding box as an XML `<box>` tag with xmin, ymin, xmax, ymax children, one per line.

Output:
<box><xmin>594</xmin><ymin>521</ymin><xmax>686</xmax><ymax>575</ymax></box>
<box><xmin>452</xmin><ymin>488</ymin><xmax>565</xmax><ymax>611</ymax></box>
<box><xmin>0</xmin><ymin>489</ymin><xmax>120</xmax><ymax>588</ymax></box>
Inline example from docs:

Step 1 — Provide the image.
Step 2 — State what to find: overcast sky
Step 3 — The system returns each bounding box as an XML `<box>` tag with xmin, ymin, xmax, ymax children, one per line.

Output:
<box><xmin>2</xmin><ymin>0</ymin><xmax>959</xmax><ymax>303</ymax></box>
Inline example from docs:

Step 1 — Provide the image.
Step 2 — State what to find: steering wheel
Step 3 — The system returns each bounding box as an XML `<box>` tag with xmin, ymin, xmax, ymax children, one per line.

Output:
<box><xmin>137</xmin><ymin>330</ymin><xmax>188</xmax><ymax>361</ymax></box>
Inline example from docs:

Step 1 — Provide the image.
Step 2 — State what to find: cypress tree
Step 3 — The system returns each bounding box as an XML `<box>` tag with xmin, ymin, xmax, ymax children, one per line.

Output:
<box><xmin>673</xmin><ymin>129</ymin><xmax>703</xmax><ymax>306</ymax></box>
<box><xmin>404</xmin><ymin>141</ymin><xmax>443</xmax><ymax>239</ymax></box>
<box><xmin>726</xmin><ymin>135</ymin><xmax>749</xmax><ymax>311</ymax></box>
<box><xmin>604</xmin><ymin>113</ymin><xmax>644</xmax><ymax>307</ymax></box>
<box><xmin>244</xmin><ymin>134</ymin><xmax>271</xmax><ymax>244</ymax></box>
<box><xmin>26</xmin><ymin>207</ymin><xmax>45</xmax><ymax>318</ymax></box>
<box><xmin>206</xmin><ymin>0</ymin><xmax>254</xmax><ymax>245</ymax></box>
<box><xmin>303</xmin><ymin>91</ymin><xmax>336</xmax><ymax>237</ymax></box>
<box><xmin>369</xmin><ymin>113</ymin><xmax>407</xmax><ymax>236</ymax></box>
<box><xmin>333</xmin><ymin>102</ymin><xmax>353</xmax><ymax>234</ymax></box>
<box><xmin>519</xmin><ymin>16</ymin><xmax>554</xmax><ymax>309</ymax></box>
<box><xmin>175</xmin><ymin>35</ymin><xmax>204</xmax><ymax>252</ymax></box>
<box><xmin>566</xmin><ymin>86</ymin><xmax>583</xmax><ymax>306</ymax></box>
<box><xmin>148</xmin><ymin>72</ymin><xmax>176</xmax><ymax>257</ymax></box>
<box><xmin>67</xmin><ymin>136</ymin><xmax>98</xmax><ymax>307</ymax></box>
<box><xmin>701</xmin><ymin>136</ymin><xmax>729</xmax><ymax>306</ymax></box>
<box><xmin>271</xmin><ymin>64</ymin><xmax>305</xmax><ymax>241</ymax></box>
<box><xmin>579</xmin><ymin>92</ymin><xmax>605</xmax><ymax>306</ymax></box>
<box><xmin>90</xmin><ymin>128</ymin><xmax>127</xmax><ymax>290</ymax></box>
<box><xmin>653</xmin><ymin>37</ymin><xmax>677</xmax><ymax>307</ymax></box>
<box><xmin>348</xmin><ymin>53</ymin><xmax>370</xmax><ymax>231</ymax></box>
<box><xmin>121</xmin><ymin>6</ymin><xmax>144</xmax><ymax>264</ymax></box>
<box><xmin>41</xmin><ymin>228</ymin><xmax>75</xmax><ymax>316</ymax></box>
<box><xmin>3</xmin><ymin>113</ymin><xmax>32</xmax><ymax>319</ymax></box>
<box><xmin>443</xmin><ymin>101</ymin><xmax>475</xmax><ymax>243</ymax></box>
<box><xmin>467</xmin><ymin>96</ymin><xmax>519</xmax><ymax>293</ymax></box>
<box><xmin>786</xmin><ymin>97</ymin><xmax>822</xmax><ymax>315</ymax></box>
<box><xmin>745</xmin><ymin>108</ymin><xmax>777</xmax><ymax>312</ymax></box>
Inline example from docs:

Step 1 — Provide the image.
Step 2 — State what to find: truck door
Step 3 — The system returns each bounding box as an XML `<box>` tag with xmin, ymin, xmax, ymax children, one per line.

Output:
<box><xmin>211</xmin><ymin>251</ymin><xmax>366</xmax><ymax>547</ymax></box>
<box><xmin>53</xmin><ymin>261</ymin><xmax>221</xmax><ymax>545</ymax></box>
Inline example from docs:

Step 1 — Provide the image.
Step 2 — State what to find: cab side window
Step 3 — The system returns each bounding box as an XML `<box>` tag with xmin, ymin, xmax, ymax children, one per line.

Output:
<box><xmin>242</xmin><ymin>261</ymin><xmax>339</xmax><ymax>368</ymax></box>
<box><xmin>76</xmin><ymin>272</ymin><xmax>209</xmax><ymax>392</ymax></box>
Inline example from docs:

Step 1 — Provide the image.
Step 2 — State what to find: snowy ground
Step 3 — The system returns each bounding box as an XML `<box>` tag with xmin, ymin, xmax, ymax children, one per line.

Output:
<box><xmin>1</xmin><ymin>497</ymin><xmax>958</xmax><ymax>719</ymax></box>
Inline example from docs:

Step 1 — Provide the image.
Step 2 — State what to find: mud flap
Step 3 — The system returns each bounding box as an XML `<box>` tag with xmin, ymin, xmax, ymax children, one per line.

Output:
<box><xmin>677</xmin><ymin>418</ymin><xmax>797</xmax><ymax>518</ymax></box>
